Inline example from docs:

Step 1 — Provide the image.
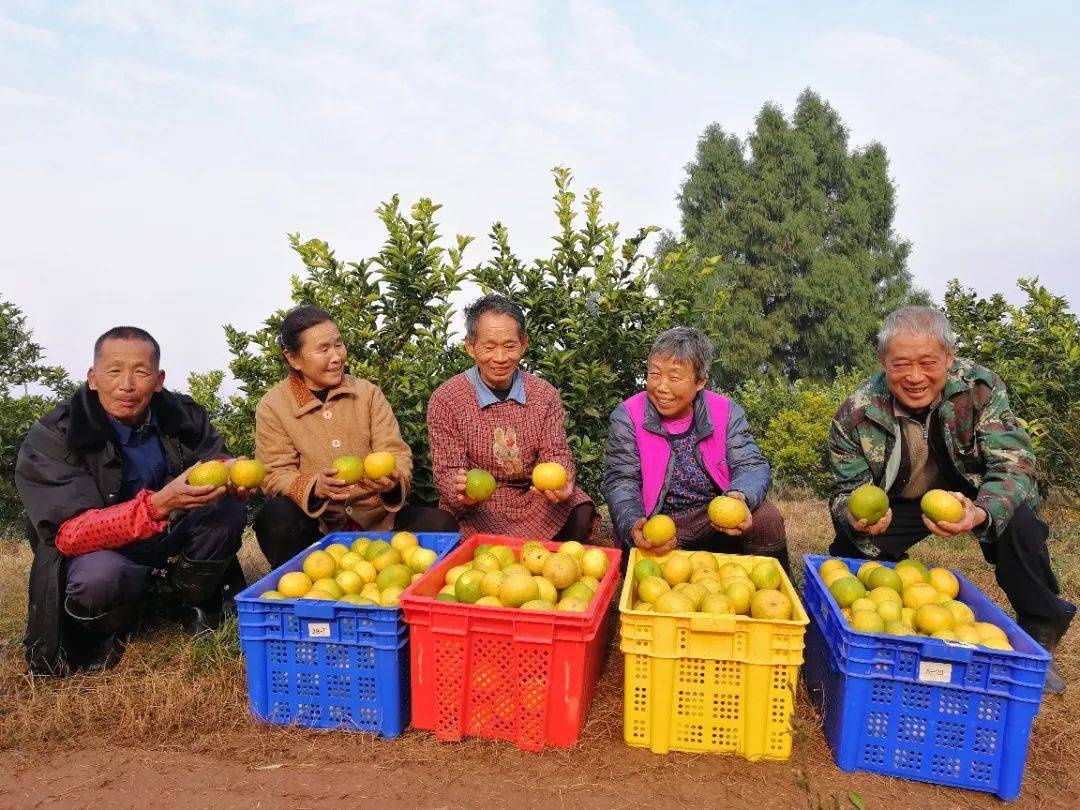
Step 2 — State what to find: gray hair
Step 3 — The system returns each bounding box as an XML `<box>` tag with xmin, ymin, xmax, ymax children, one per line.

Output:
<box><xmin>648</xmin><ymin>327</ymin><xmax>714</xmax><ymax>381</ymax></box>
<box><xmin>464</xmin><ymin>294</ymin><xmax>526</xmax><ymax>341</ymax></box>
<box><xmin>877</xmin><ymin>306</ymin><xmax>957</xmax><ymax>354</ymax></box>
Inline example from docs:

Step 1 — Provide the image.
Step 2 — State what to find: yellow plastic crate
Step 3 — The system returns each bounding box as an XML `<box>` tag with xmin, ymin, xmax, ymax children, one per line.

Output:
<box><xmin>619</xmin><ymin>549</ymin><xmax>809</xmax><ymax>760</ymax></box>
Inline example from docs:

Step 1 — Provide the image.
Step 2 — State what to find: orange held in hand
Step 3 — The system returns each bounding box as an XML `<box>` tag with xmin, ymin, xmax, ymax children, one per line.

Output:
<box><xmin>642</xmin><ymin>514</ymin><xmax>676</xmax><ymax>548</ymax></box>
<box><xmin>364</xmin><ymin>451</ymin><xmax>397</xmax><ymax>480</ymax></box>
<box><xmin>332</xmin><ymin>455</ymin><xmax>365</xmax><ymax>483</ymax></box>
<box><xmin>708</xmin><ymin>495</ymin><xmax>746</xmax><ymax>528</ymax></box>
<box><xmin>229</xmin><ymin>458</ymin><xmax>264</xmax><ymax>488</ymax></box>
<box><xmin>188</xmin><ymin>460</ymin><xmax>229</xmax><ymax>487</ymax></box>
<box><xmin>532</xmin><ymin>462</ymin><xmax>567</xmax><ymax>491</ymax></box>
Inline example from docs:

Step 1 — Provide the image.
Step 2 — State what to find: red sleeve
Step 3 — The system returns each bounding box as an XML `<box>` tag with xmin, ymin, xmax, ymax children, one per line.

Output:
<box><xmin>54</xmin><ymin>489</ymin><xmax>168</xmax><ymax>557</ymax></box>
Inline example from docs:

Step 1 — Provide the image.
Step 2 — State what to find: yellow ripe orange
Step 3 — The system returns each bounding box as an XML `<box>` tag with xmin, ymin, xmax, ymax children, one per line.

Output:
<box><xmin>642</xmin><ymin>515</ymin><xmax>676</xmax><ymax>548</ymax></box>
<box><xmin>708</xmin><ymin>496</ymin><xmax>746</xmax><ymax>529</ymax></box>
<box><xmin>928</xmin><ymin>567</ymin><xmax>960</xmax><ymax>599</ymax></box>
<box><xmin>903</xmin><ymin>582</ymin><xmax>940</xmax><ymax>610</ymax></box>
<box><xmin>921</xmin><ymin>489</ymin><xmax>964</xmax><ymax>524</ymax></box>
<box><xmin>531</xmin><ymin>462</ymin><xmax>567</xmax><ymax>491</ymax></box>
<box><xmin>363</xmin><ymin>451</ymin><xmax>397</xmax><ymax>480</ymax></box>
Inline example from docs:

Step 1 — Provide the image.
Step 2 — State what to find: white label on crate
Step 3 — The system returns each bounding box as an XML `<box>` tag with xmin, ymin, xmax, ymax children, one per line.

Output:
<box><xmin>307</xmin><ymin>622</ymin><xmax>331</xmax><ymax>638</ymax></box>
<box><xmin>918</xmin><ymin>661</ymin><xmax>952</xmax><ymax>684</ymax></box>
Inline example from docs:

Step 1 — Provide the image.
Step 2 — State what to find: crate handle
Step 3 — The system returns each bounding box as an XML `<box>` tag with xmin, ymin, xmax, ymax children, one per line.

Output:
<box><xmin>920</xmin><ymin>640</ymin><xmax>974</xmax><ymax>663</ymax></box>
<box><xmin>292</xmin><ymin>602</ymin><xmax>337</xmax><ymax>620</ymax></box>
<box><xmin>429</xmin><ymin>608</ymin><xmax>470</xmax><ymax>636</ymax></box>
<box><xmin>688</xmin><ymin>615</ymin><xmax>736</xmax><ymax>633</ymax></box>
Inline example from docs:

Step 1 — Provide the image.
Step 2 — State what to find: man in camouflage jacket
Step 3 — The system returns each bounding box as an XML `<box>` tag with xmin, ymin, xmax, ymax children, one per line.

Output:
<box><xmin>828</xmin><ymin>307</ymin><xmax>1074</xmax><ymax>694</ymax></box>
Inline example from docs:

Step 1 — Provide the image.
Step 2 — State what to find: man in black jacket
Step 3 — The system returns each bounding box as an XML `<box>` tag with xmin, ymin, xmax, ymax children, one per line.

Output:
<box><xmin>15</xmin><ymin>326</ymin><xmax>247</xmax><ymax>675</ymax></box>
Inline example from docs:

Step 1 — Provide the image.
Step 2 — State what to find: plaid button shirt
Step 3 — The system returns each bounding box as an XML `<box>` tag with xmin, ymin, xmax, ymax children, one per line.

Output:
<box><xmin>427</xmin><ymin>370</ymin><xmax>593</xmax><ymax>539</ymax></box>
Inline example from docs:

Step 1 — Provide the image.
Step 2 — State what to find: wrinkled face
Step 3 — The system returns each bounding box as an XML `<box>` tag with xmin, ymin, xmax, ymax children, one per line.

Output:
<box><xmin>466</xmin><ymin>312</ymin><xmax>527</xmax><ymax>389</ymax></box>
<box><xmin>286</xmin><ymin>321</ymin><xmax>347</xmax><ymax>390</ymax></box>
<box><xmin>88</xmin><ymin>338</ymin><xmax>165</xmax><ymax>426</ymax></box>
<box><xmin>880</xmin><ymin>333</ymin><xmax>954</xmax><ymax>410</ymax></box>
<box><xmin>646</xmin><ymin>354</ymin><xmax>706</xmax><ymax>420</ymax></box>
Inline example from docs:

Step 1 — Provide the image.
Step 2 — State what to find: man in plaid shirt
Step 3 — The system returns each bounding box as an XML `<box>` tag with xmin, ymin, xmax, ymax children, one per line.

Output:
<box><xmin>427</xmin><ymin>295</ymin><xmax>595</xmax><ymax>540</ymax></box>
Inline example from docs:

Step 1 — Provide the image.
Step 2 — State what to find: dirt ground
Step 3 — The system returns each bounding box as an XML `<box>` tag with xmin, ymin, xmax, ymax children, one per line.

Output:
<box><xmin>1</xmin><ymin>499</ymin><xmax>1077</xmax><ymax>810</ymax></box>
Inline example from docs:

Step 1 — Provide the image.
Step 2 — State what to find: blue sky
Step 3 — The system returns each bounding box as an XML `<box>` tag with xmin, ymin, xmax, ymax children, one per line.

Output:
<box><xmin>2</xmin><ymin>1</ymin><xmax>1077</xmax><ymax>387</ymax></box>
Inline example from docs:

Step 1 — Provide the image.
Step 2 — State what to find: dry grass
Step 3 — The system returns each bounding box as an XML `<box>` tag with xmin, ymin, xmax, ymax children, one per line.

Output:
<box><xmin>0</xmin><ymin>500</ymin><xmax>1077</xmax><ymax>807</ymax></box>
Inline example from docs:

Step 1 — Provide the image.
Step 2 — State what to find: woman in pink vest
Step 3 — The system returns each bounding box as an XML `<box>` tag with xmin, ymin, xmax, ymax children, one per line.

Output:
<box><xmin>603</xmin><ymin>327</ymin><xmax>789</xmax><ymax>572</ymax></box>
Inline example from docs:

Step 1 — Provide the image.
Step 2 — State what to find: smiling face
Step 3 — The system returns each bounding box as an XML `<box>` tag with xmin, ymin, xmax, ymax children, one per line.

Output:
<box><xmin>88</xmin><ymin>338</ymin><xmax>165</xmax><ymax>426</ymax></box>
<box><xmin>646</xmin><ymin>354</ymin><xmax>706</xmax><ymax>420</ymax></box>
<box><xmin>880</xmin><ymin>332</ymin><xmax>955</xmax><ymax>410</ymax></box>
<box><xmin>465</xmin><ymin>312</ymin><xmax>527</xmax><ymax>389</ymax></box>
<box><xmin>285</xmin><ymin>320</ymin><xmax>347</xmax><ymax>390</ymax></box>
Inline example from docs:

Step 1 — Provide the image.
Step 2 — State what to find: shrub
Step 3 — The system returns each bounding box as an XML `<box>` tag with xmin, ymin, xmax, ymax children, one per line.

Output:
<box><xmin>191</xmin><ymin>169</ymin><xmax>694</xmax><ymax>505</ymax></box>
<box><xmin>945</xmin><ymin>278</ymin><xmax>1078</xmax><ymax>492</ymax></box>
<box><xmin>0</xmin><ymin>300</ymin><xmax>75</xmax><ymax>524</ymax></box>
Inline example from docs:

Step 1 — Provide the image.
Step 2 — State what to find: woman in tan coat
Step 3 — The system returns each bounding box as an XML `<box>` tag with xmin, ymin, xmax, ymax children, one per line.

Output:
<box><xmin>253</xmin><ymin>306</ymin><xmax>457</xmax><ymax>567</ymax></box>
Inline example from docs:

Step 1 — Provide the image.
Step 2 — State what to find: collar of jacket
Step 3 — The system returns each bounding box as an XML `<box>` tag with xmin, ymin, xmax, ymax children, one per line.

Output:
<box><xmin>287</xmin><ymin>373</ymin><xmax>355</xmax><ymax>416</ymax></box>
<box><xmin>66</xmin><ymin>383</ymin><xmax>192</xmax><ymax>454</ymax></box>
<box><xmin>640</xmin><ymin>391</ymin><xmax>715</xmax><ymax>440</ymax></box>
<box><xmin>860</xmin><ymin>358</ymin><xmax>981</xmax><ymax>432</ymax></box>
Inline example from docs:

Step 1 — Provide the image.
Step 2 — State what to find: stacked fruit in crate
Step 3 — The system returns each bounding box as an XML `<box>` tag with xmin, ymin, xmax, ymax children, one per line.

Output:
<box><xmin>628</xmin><ymin>552</ymin><xmax>793</xmax><ymax>619</ymax></box>
<box><xmin>259</xmin><ymin>532</ymin><xmax>438</xmax><ymax>606</ymax></box>
<box><xmin>432</xmin><ymin>538</ymin><xmax>610</xmax><ymax>611</ymax></box>
<box><xmin>820</xmin><ymin>556</ymin><xmax>1014</xmax><ymax>649</ymax></box>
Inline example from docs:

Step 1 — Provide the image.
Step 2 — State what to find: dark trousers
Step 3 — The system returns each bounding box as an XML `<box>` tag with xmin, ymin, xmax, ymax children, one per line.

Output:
<box><xmin>66</xmin><ymin>497</ymin><xmax>247</xmax><ymax>614</ymax></box>
<box><xmin>554</xmin><ymin>502</ymin><xmax>597</xmax><ymax>542</ymax></box>
<box><xmin>254</xmin><ymin>495</ymin><xmax>460</xmax><ymax>569</ymax></box>
<box><xmin>829</xmin><ymin>500</ymin><xmax>1074</xmax><ymax>624</ymax></box>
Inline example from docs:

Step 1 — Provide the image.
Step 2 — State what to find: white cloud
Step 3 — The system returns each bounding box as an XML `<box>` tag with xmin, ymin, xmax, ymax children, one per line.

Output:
<box><xmin>0</xmin><ymin>15</ymin><xmax>57</xmax><ymax>47</ymax></box>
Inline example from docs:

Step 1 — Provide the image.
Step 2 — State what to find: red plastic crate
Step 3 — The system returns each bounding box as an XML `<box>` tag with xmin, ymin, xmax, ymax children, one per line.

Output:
<box><xmin>399</xmin><ymin>534</ymin><xmax>622</xmax><ymax>751</ymax></box>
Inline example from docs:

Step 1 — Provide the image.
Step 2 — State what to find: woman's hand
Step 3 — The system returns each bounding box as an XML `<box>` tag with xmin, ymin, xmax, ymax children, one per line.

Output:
<box><xmin>713</xmin><ymin>491</ymin><xmax>753</xmax><ymax>536</ymax></box>
<box><xmin>356</xmin><ymin>469</ymin><xmax>400</xmax><ymax>496</ymax></box>
<box><xmin>313</xmin><ymin>468</ymin><xmax>356</xmax><ymax>502</ymax></box>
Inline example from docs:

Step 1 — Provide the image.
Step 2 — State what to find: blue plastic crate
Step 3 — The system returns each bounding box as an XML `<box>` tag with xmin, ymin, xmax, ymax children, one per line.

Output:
<box><xmin>802</xmin><ymin>554</ymin><xmax>1050</xmax><ymax>801</ymax></box>
<box><xmin>236</xmin><ymin>531</ymin><xmax>459</xmax><ymax>736</ymax></box>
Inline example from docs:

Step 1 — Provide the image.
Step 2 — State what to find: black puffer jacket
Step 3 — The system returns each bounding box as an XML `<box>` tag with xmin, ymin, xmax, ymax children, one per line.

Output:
<box><xmin>15</xmin><ymin>384</ymin><xmax>225</xmax><ymax>674</ymax></box>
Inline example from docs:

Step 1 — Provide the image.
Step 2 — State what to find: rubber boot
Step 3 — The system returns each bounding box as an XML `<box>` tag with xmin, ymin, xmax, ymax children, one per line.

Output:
<box><xmin>169</xmin><ymin>555</ymin><xmax>246</xmax><ymax>635</ymax></box>
<box><xmin>64</xmin><ymin>596</ymin><xmax>142</xmax><ymax>672</ymax></box>
<box><xmin>1018</xmin><ymin>611</ymin><xmax>1074</xmax><ymax>695</ymax></box>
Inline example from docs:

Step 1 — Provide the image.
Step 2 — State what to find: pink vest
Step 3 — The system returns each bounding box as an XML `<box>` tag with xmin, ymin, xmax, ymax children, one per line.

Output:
<box><xmin>623</xmin><ymin>391</ymin><xmax>731</xmax><ymax>515</ymax></box>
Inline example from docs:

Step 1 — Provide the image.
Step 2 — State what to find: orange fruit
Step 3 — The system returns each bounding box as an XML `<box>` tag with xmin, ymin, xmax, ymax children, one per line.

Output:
<box><xmin>332</xmin><ymin>455</ymin><xmax>365</xmax><ymax>483</ymax></box>
<box><xmin>921</xmin><ymin>489</ymin><xmax>964</xmax><ymax>523</ymax></box>
<box><xmin>188</xmin><ymin>460</ymin><xmax>229</xmax><ymax>487</ymax></box>
<box><xmin>848</xmin><ymin>484</ymin><xmax>889</xmax><ymax>523</ymax></box>
<box><xmin>642</xmin><ymin>515</ymin><xmax>676</xmax><ymax>547</ymax></box>
<box><xmin>708</xmin><ymin>495</ymin><xmax>746</xmax><ymax>528</ymax></box>
<box><xmin>531</xmin><ymin>462</ymin><xmax>567</xmax><ymax>491</ymax></box>
<box><xmin>363</xmin><ymin>451</ymin><xmax>397</xmax><ymax>479</ymax></box>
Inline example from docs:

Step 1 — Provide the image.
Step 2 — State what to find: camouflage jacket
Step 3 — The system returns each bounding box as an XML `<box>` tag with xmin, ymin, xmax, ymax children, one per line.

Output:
<box><xmin>828</xmin><ymin>357</ymin><xmax>1038</xmax><ymax>555</ymax></box>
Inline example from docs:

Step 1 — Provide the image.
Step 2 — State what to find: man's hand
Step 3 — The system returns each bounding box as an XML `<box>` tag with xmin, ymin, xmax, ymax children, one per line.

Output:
<box><xmin>451</xmin><ymin>468</ymin><xmax>478</xmax><ymax>507</ymax></box>
<box><xmin>924</xmin><ymin>492</ymin><xmax>986</xmax><ymax>538</ymax></box>
<box><xmin>630</xmin><ymin>517</ymin><xmax>676</xmax><ymax>555</ymax></box>
<box><xmin>713</xmin><ymin>491</ymin><xmax>753</xmax><ymax>537</ymax></box>
<box><xmin>313</xmin><ymin>468</ymin><xmax>357</xmax><ymax>503</ymax></box>
<box><xmin>151</xmin><ymin>462</ymin><xmax>227</xmax><ymax>514</ymax></box>
<box><xmin>848</xmin><ymin>507</ymin><xmax>893</xmax><ymax>536</ymax></box>
<box><xmin>355</xmin><ymin>469</ymin><xmax>400</xmax><ymax>496</ymax></box>
<box><xmin>531</xmin><ymin>475</ymin><xmax>574</xmax><ymax>505</ymax></box>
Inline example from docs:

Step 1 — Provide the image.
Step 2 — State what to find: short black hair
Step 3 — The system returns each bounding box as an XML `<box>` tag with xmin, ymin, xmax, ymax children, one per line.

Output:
<box><xmin>278</xmin><ymin>305</ymin><xmax>335</xmax><ymax>354</ymax></box>
<box><xmin>464</xmin><ymin>294</ymin><xmax>526</xmax><ymax>341</ymax></box>
<box><xmin>94</xmin><ymin>326</ymin><xmax>161</xmax><ymax>366</ymax></box>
